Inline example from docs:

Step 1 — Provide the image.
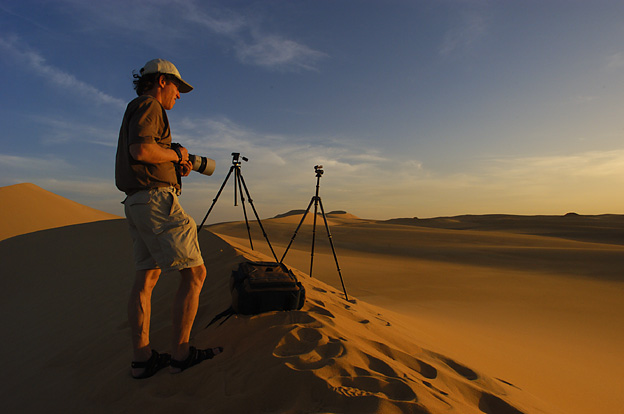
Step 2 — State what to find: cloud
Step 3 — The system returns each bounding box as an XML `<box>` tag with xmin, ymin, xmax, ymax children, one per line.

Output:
<box><xmin>439</xmin><ymin>9</ymin><xmax>488</xmax><ymax>56</ymax></box>
<box><xmin>335</xmin><ymin>148</ymin><xmax>624</xmax><ymax>218</ymax></box>
<box><xmin>234</xmin><ymin>32</ymin><xmax>328</xmax><ymax>72</ymax></box>
<box><xmin>54</xmin><ymin>0</ymin><xmax>326</xmax><ymax>72</ymax></box>
<box><xmin>0</xmin><ymin>153</ymin><xmax>70</xmax><ymax>171</ymax></box>
<box><xmin>0</xmin><ymin>35</ymin><xmax>126</xmax><ymax>109</ymax></box>
<box><xmin>28</xmin><ymin>116</ymin><xmax>119</xmax><ymax>146</ymax></box>
<box><xmin>180</xmin><ymin>2</ymin><xmax>328</xmax><ymax>71</ymax></box>
<box><xmin>488</xmin><ymin>149</ymin><xmax>624</xmax><ymax>179</ymax></box>
<box><xmin>175</xmin><ymin>116</ymin><xmax>387</xmax><ymax>170</ymax></box>
<box><xmin>571</xmin><ymin>95</ymin><xmax>598</xmax><ymax>105</ymax></box>
<box><xmin>606</xmin><ymin>52</ymin><xmax>624</xmax><ymax>71</ymax></box>
<box><xmin>168</xmin><ymin>115</ymin><xmax>400</xmax><ymax>209</ymax></box>
<box><xmin>178</xmin><ymin>1</ymin><xmax>246</xmax><ymax>35</ymax></box>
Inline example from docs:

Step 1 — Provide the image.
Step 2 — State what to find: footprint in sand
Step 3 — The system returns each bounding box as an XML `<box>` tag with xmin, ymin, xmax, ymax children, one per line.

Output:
<box><xmin>329</xmin><ymin>375</ymin><xmax>416</xmax><ymax>402</ymax></box>
<box><xmin>371</xmin><ymin>341</ymin><xmax>438</xmax><ymax>380</ymax></box>
<box><xmin>307</xmin><ymin>304</ymin><xmax>335</xmax><ymax>319</ymax></box>
<box><xmin>440</xmin><ymin>357</ymin><xmax>479</xmax><ymax>381</ymax></box>
<box><xmin>273</xmin><ymin>325</ymin><xmax>346</xmax><ymax>371</ymax></box>
<box><xmin>479</xmin><ymin>392</ymin><xmax>525</xmax><ymax>414</ymax></box>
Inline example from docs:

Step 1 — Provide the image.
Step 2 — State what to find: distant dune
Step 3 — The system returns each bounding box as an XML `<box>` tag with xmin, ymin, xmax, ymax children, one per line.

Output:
<box><xmin>0</xmin><ymin>183</ymin><xmax>120</xmax><ymax>241</ymax></box>
<box><xmin>384</xmin><ymin>214</ymin><xmax>624</xmax><ymax>245</ymax></box>
<box><xmin>1</xmin><ymin>187</ymin><xmax>623</xmax><ymax>414</ymax></box>
<box><xmin>272</xmin><ymin>209</ymin><xmax>360</xmax><ymax>224</ymax></box>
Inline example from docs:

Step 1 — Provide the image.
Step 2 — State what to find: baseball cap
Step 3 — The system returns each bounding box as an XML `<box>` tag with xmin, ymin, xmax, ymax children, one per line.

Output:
<box><xmin>140</xmin><ymin>58</ymin><xmax>193</xmax><ymax>93</ymax></box>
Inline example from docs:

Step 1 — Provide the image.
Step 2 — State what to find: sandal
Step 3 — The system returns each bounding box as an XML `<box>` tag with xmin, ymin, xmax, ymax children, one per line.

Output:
<box><xmin>170</xmin><ymin>346</ymin><xmax>223</xmax><ymax>373</ymax></box>
<box><xmin>131</xmin><ymin>350</ymin><xmax>171</xmax><ymax>379</ymax></box>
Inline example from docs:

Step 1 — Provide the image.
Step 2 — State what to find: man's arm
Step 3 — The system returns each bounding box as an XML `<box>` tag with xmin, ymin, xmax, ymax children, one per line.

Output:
<box><xmin>129</xmin><ymin>143</ymin><xmax>189</xmax><ymax>164</ymax></box>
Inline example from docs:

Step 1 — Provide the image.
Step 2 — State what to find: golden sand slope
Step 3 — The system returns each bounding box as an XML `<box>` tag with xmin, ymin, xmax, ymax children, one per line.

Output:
<box><xmin>1</xmin><ymin>185</ymin><xmax>620</xmax><ymax>413</ymax></box>
<box><xmin>0</xmin><ymin>219</ymin><xmax>551</xmax><ymax>413</ymax></box>
<box><xmin>0</xmin><ymin>183</ymin><xmax>120</xmax><ymax>241</ymax></box>
<box><xmin>209</xmin><ymin>213</ymin><xmax>624</xmax><ymax>414</ymax></box>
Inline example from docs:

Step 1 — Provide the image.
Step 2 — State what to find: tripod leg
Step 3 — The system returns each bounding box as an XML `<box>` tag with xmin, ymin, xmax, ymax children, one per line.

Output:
<box><xmin>197</xmin><ymin>166</ymin><xmax>235</xmax><ymax>231</ymax></box>
<box><xmin>309</xmin><ymin>196</ymin><xmax>320</xmax><ymax>278</ymax></box>
<box><xmin>235</xmin><ymin>168</ymin><xmax>254</xmax><ymax>250</ymax></box>
<box><xmin>317</xmin><ymin>198</ymin><xmax>349</xmax><ymax>301</ymax></box>
<box><xmin>238</xmin><ymin>172</ymin><xmax>279</xmax><ymax>262</ymax></box>
<box><xmin>279</xmin><ymin>197</ymin><xmax>315</xmax><ymax>264</ymax></box>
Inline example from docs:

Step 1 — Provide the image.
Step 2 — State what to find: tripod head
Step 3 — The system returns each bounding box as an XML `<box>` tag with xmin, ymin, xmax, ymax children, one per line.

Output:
<box><xmin>314</xmin><ymin>165</ymin><xmax>324</xmax><ymax>178</ymax></box>
<box><xmin>232</xmin><ymin>152</ymin><xmax>249</xmax><ymax>166</ymax></box>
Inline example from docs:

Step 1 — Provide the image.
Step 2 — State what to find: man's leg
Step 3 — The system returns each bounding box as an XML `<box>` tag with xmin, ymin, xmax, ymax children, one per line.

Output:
<box><xmin>128</xmin><ymin>268</ymin><xmax>161</xmax><ymax>376</ymax></box>
<box><xmin>171</xmin><ymin>264</ymin><xmax>207</xmax><ymax>362</ymax></box>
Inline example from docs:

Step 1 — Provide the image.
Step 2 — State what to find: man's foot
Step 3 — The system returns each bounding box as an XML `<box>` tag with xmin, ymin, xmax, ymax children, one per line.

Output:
<box><xmin>131</xmin><ymin>350</ymin><xmax>171</xmax><ymax>379</ymax></box>
<box><xmin>170</xmin><ymin>346</ymin><xmax>223</xmax><ymax>374</ymax></box>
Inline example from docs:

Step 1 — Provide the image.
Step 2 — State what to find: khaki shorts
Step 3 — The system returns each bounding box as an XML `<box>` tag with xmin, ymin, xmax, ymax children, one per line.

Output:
<box><xmin>123</xmin><ymin>187</ymin><xmax>204</xmax><ymax>272</ymax></box>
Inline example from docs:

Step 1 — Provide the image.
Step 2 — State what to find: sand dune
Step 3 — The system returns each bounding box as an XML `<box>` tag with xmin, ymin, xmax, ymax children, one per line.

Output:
<box><xmin>385</xmin><ymin>213</ymin><xmax>624</xmax><ymax>245</ymax></box>
<box><xmin>270</xmin><ymin>210</ymin><xmax>363</xmax><ymax>227</ymax></box>
<box><xmin>210</xmin><ymin>213</ymin><xmax>624</xmax><ymax>414</ymax></box>
<box><xmin>0</xmin><ymin>183</ymin><xmax>120</xmax><ymax>241</ymax></box>
<box><xmin>1</xmin><ymin>186</ymin><xmax>622</xmax><ymax>413</ymax></box>
<box><xmin>0</xmin><ymin>220</ymin><xmax>549</xmax><ymax>414</ymax></box>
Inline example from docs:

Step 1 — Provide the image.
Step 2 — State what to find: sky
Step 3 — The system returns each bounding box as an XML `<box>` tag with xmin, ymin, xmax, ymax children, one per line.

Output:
<box><xmin>2</xmin><ymin>0</ymin><xmax>624</xmax><ymax>223</ymax></box>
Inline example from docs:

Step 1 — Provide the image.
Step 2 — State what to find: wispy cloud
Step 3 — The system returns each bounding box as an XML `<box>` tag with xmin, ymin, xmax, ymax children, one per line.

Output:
<box><xmin>0</xmin><ymin>154</ymin><xmax>75</xmax><ymax>191</ymax></box>
<box><xmin>0</xmin><ymin>35</ymin><xmax>126</xmax><ymax>109</ymax></box>
<box><xmin>170</xmin><ymin>115</ymin><xmax>397</xmax><ymax>207</ymax></box>
<box><xmin>175</xmin><ymin>115</ymin><xmax>386</xmax><ymax>171</ymax></box>
<box><xmin>58</xmin><ymin>0</ymin><xmax>327</xmax><ymax>72</ymax></box>
<box><xmin>28</xmin><ymin>116</ymin><xmax>118</xmax><ymax>146</ymax></box>
<box><xmin>234</xmin><ymin>33</ymin><xmax>328</xmax><ymax>72</ymax></box>
<box><xmin>487</xmin><ymin>149</ymin><xmax>624</xmax><ymax>180</ymax></box>
<box><xmin>182</xmin><ymin>2</ymin><xmax>328</xmax><ymax>71</ymax></box>
<box><xmin>439</xmin><ymin>9</ymin><xmax>488</xmax><ymax>57</ymax></box>
<box><xmin>606</xmin><ymin>52</ymin><xmax>624</xmax><ymax>71</ymax></box>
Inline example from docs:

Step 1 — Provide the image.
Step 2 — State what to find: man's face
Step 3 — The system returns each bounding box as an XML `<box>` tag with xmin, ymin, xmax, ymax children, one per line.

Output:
<box><xmin>160</xmin><ymin>77</ymin><xmax>180</xmax><ymax>110</ymax></box>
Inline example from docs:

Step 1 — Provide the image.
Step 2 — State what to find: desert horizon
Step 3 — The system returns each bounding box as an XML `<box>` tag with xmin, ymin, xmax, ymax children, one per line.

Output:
<box><xmin>1</xmin><ymin>182</ymin><xmax>623</xmax><ymax>414</ymax></box>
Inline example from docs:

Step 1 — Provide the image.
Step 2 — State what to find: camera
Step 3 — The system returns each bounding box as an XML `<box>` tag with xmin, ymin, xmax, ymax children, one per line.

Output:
<box><xmin>231</xmin><ymin>152</ymin><xmax>249</xmax><ymax>164</ymax></box>
<box><xmin>315</xmin><ymin>165</ymin><xmax>324</xmax><ymax>176</ymax></box>
<box><xmin>189</xmin><ymin>154</ymin><xmax>216</xmax><ymax>176</ymax></box>
<box><xmin>172</xmin><ymin>143</ymin><xmax>215</xmax><ymax>176</ymax></box>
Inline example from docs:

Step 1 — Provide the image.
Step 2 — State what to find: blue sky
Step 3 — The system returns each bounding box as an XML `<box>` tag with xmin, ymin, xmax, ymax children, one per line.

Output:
<box><xmin>2</xmin><ymin>0</ymin><xmax>624</xmax><ymax>222</ymax></box>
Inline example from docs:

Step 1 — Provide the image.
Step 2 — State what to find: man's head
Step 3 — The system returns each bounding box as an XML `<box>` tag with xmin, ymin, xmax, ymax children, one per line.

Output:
<box><xmin>133</xmin><ymin>59</ymin><xmax>193</xmax><ymax>109</ymax></box>
<box><xmin>140</xmin><ymin>59</ymin><xmax>193</xmax><ymax>93</ymax></box>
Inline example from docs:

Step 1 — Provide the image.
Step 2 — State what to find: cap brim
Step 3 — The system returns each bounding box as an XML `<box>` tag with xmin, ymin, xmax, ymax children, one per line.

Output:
<box><xmin>178</xmin><ymin>79</ymin><xmax>193</xmax><ymax>93</ymax></box>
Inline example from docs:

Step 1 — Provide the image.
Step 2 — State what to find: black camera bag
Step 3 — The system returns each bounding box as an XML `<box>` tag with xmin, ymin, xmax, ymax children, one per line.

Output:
<box><xmin>231</xmin><ymin>261</ymin><xmax>305</xmax><ymax>314</ymax></box>
<box><xmin>207</xmin><ymin>261</ymin><xmax>305</xmax><ymax>327</ymax></box>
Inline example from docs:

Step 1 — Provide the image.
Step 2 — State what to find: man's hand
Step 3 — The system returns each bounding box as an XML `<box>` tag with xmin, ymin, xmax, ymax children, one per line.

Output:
<box><xmin>179</xmin><ymin>159</ymin><xmax>192</xmax><ymax>177</ymax></box>
<box><xmin>176</xmin><ymin>145</ymin><xmax>190</xmax><ymax>164</ymax></box>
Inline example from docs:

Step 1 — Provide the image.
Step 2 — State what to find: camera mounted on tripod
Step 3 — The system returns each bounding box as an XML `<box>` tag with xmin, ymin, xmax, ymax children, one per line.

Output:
<box><xmin>314</xmin><ymin>165</ymin><xmax>324</xmax><ymax>177</ymax></box>
<box><xmin>232</xmin><ymin>152</ymin><xmax>249</xmax><ymax>166</ymax></box>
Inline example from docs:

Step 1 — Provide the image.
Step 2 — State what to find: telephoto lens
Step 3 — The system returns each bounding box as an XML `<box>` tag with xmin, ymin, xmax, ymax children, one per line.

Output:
<box><xmin>189</xmin><ymin>154</ymin><xmax>216</xmax><ymax>176</ymax></box>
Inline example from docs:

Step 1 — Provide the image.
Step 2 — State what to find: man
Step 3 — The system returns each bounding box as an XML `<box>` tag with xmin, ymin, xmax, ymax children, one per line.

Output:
<box><xmin>115</xmin><ymin>58</ymin><xmax>222</xmax><ymax>379</ymax></box>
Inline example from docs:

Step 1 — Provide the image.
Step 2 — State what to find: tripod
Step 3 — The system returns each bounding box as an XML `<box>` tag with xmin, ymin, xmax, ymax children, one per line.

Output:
<box><xmin>197</xmin><ymin>152</ymin><xmax>278</xmax><ymax>262</ymax></box>
<box><xmin>280</xmin><ymin>165</ymin><xmax>349</xmax><ymax>301</ymax></box>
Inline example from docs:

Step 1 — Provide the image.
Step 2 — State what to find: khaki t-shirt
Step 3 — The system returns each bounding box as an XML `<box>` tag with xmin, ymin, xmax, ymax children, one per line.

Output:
<box><xmin>115</xmin><ymin>95</ymin><xmax>179</xmax><ymax>194</ymax></box>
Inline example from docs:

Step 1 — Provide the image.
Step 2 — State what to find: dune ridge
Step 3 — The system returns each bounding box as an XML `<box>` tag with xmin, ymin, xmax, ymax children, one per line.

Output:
<box><xmin>0</xmin><ymin>183</ymin><xmax>120</xmax><ymax>241</ymax></box>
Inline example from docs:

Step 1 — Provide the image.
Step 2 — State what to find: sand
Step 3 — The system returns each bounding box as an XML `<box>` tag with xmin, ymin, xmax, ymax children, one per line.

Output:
<box><xmin>1</xmin><ymin>183</ymin><xmax>622</xmax><ymax>413</ymax></box>
<box><xmin>0</xmin><ymin>183</ymin><xmax>120</xmax><ymax>241</ymax></box>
